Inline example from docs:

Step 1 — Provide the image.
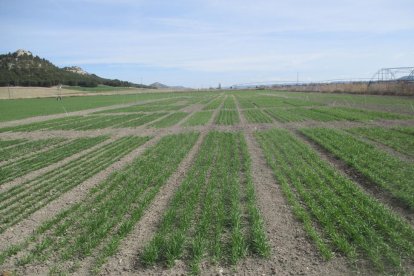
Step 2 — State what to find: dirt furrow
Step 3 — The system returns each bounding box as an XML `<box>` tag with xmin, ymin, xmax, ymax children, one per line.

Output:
<box><xmin>0</xmin><ymin>136</ymin><xmax>161</xmax><ymax>253</ymax></box>
<box><xmin>99</xmin><ymin>131</ymin><xmax>207</xmax><ymax>275</ymax></box>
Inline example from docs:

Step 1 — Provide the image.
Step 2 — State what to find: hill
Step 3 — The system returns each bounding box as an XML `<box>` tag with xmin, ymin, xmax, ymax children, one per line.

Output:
<box><xmin>0</xmin><ymin>49</ymin><xmax>150</xmax><ymax>88</ymax></box>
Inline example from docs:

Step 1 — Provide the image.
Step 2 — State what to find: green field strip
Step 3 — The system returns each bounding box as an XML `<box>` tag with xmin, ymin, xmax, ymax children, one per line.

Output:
<box><xmin>0</xmin><ymin>136</ymin><xmax>149</xmax><ymax>233</ymax></box>
<box><xmin>249</xmin><ymin>96</ymin><xmax>318</xmax><ymax>108</ymax></box>
<box><xmin>235</xmin><ymin>96</ymin><xmax>256</xmax><ymax>109</ymax></box>
<box><xmin>301</xmin><ymin>128</ymin><xmax>414</xmax><ymax>210</ymax></box>
<box><xmin>141</xmin><ymin>132</ymin><xmax>269</xmax><ymax>273</ymax></box>
<box><xmin>182</xmin><ymin>111</ymin><xmax>213</xmax><ymax>126</ymax></box>
<box><xmin>313</xmin><ymin>106</ymin><xmax>409</xmax><ymax>121</ymax></box>
<box><xmin>0</xmin><ymin>116</ymin><xmax>85</xmax><ymax>132</ymax></box>
<box><xmin>215</xmin><ymin>110</ymin><xmax>240</xmax><ymax>125</ymax></box>
<box><xmin>0</xmin><ymin>136</ymin><xmax>107</xmax><ymax>186</ymax></box>
<box><xmin>393</xmin><ymin>126</ymin><xmax>414</xmax><ymax>136</ymax></box>
<box><xmin>346</xmin><ymin>127</ymin><xmax>414</xmax><ymax>157</ymax></box>
<box><xmin>264</xmin><ymin>108</ymin><xmax>305</xmax><ymax>122</ymax></box>
<box><xmin>95</xmin><ymin>98</ymin><xmax>190</xmax><ymax>114</ymax></box>
<box><xmin>0</xmin><ymin>138</ymin><xmax>26</xmax><ymax>149</ymax></box>
<box><xmin>70</xmin><ymin>114</ymin><xmax>139</xmax><ymax>130</ymax></box>
<box><xmin>149</xmin><ymin>112</ymin><xmax>189</xmax><ymax>128</ymax></box>
<box><xmin>115</xmin><ymin>113</ymin><xmax>168</xmax><ymax>128</ymax></box>
<box><xmin>255</xmin><ymin>129</ymin><xmax>414</xmax><ymax>273</ymax></box>
<box><xmin>0</xmin><ymin>138</ymin><xmax>66</xmax><ymax>163</ymax></box>
<box><xmin>222</xmin><ymin>96</ymin><xmax>237</xmax><ymax>109</ymax></box>
<box><xmin>203</xmin><ymin>96</ymin><xmax>224</xmax><ymax>110</ymax></box>
<box><xmin>243</xmin><ymin>109</ymin><xmax>273</xmax><ymax>123</ymax></box>
<box><xmin>0</xmin><ymin>133</ymin><xmax>199</xmax><ymax>274</ymax></box>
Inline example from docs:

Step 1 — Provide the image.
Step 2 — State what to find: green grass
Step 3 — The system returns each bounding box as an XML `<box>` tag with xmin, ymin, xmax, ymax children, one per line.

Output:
<box><xmin>0</xmin><ymin>136</ymin><xmax>107</xmax><ymax>185</ymax></box>
<box><xmin>141</xmin><ymin>132</ymin><xmax>269</xmax><ymax>273</ymax></box>
<box><xmin>301</xmin><ymin>128</ymin><xmax>414</xmax><ymax>209</ymax></box>
<box><xmin>0</xmin><ymin>136</ymin><xmax>149</xmax><ymax>233</ymax></box>
<box><xmin>346</xmin><ymin>127</ymin><xmax>414</xmax><ymax>157</ymax></box>
<box><xmin>182</xmin><ymin>111</ymin><xmax>213</xmax><ymax>126</ymax></box>
<box><xmin>215</xmin><ymin>110</ymin><xmax>240</xmax><ymax>125</ymax></box>
<box><xmin>149</xmin><ymin>112</ymin><xmax>188</xmax><ymax>128</ymax></box>
<box><xmin>0</xmin><ymin>133</ymin><xmax>199</xmax><ymax>274</ymax></box>
<box><xmin>255</xmin><ymin>129</ymin><xmax>414</xmax><ymax>273</ymax></box>
<box><xmin>243</xmin><ymin>109</ymin><xmax>273</xmax><ymax>123</ymax></box>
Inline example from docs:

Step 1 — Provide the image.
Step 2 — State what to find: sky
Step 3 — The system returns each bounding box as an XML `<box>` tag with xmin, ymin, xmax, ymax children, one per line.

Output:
<box><xmin>0</xmin><ymin>0</ymin><xmax>413</xmax><ymax>88</ymax></box>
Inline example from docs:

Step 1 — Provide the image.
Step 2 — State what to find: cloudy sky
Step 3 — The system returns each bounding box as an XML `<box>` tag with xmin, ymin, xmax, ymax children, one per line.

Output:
<box><xmin>1</xmin><ymin>0</ymin><xmax>413</xmax><ymax>87</ymax></box>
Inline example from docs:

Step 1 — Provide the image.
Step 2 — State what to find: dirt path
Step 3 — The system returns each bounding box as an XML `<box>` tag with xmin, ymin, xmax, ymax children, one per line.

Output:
<box><xmin>99</xmin><ymin>131</ymin><xmax>207</xmax><ymax>275</ymax></box>
<box><xmin>0</xmin><ymin>136</ymin><xmax>161</xmax><ymax>253</ymax></box>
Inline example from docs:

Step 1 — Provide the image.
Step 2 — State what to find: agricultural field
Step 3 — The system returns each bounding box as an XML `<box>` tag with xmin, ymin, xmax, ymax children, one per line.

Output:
<box><xmin>0</xmin><ymin>89</ymin><xmax>413</xmax><ymax>275</ymax></box>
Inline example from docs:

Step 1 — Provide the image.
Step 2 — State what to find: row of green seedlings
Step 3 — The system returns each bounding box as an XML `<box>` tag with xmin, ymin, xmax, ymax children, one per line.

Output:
<box><xmin>0</xmin><ymin>136</ymin><xmax>149</xmax><ymax>234</ymax></box>
<box><xmin>0</xmin><ymin>133</ymin><xmax>199</xmax><ymax>275</ymax></box>
<box><xmin>222</xmin><ymin>96</ymin><xmax>237</xmax><ymax>109</ymax></box>
<box><xmin>301</xmin><ymin>128</ymin><xmax>414</xmax><ymax>210</ymax></box>
<box><xmin>141</xmin><ymin>132</ymin><xmax>269</xmax><ymax>274</ymax></box>
<box><xmin>243</xmin><ymin>109</ymin><xmax>273</xmax><ymax>123</ymax></box>
<box><xmin>0</xmin><ymin>136</ymin><xmax>107</xmax><ymax>186</ymax></box>
<box><xmin>149</xmin><ymin>112</ymin><xmax>189</xmax><ymax>128</ymax></box>
<box><xmin>255</xmin><ymin>129</ymin><xmax>414</xmax><ymax>273</ymax></box>
<box><xmin>263</xmin><ymin>106</ymin><xmax>408</xmax><ymax>123</ymax></box>
<box><xmin>203</xmin><ymin>96</ymin><xmax>225</xmax><ymax>110</ymax></box>
<box><xmin>234</xmin><ymin>96</ymin><xmax>256</xmax><ymax>109</ymax></box>
<box><xmin>182</xmin><ymin>111</ymin><xmax>213</xmax><ymax>126</ymax></box>
<box><xmin>0</xmin><ymin>138</ymin><xmax>65</xmax><ymax>163</ymax></box>
<box><xmin>345</xmin><ymin>127</ymin><xmax>414</xmax><ymax>158</ymax></box>
<box><xmin>0</xmin><ymin>138</ymin><xmax>27</xmax><ymax>149</ymax></box>
<box><xmin>215</xmin><ymin>110</ymin><xmax>240</xmax><ymax>125</ymax></box>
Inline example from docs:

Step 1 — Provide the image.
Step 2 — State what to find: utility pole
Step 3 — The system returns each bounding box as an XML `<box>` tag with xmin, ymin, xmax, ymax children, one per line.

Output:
<box><xmin>296</xmin><ymin>72</ymin><xmax>299</xmax><ymax>85</ymax></box>
<box><xmin>8</xmin><ymin>84</ymin><xmax>11</xmax><ymax>99</ymax></box>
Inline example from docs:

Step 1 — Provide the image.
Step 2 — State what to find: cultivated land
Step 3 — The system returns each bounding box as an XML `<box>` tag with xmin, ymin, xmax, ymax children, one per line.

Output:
<box><xmin>0</xmin><ymin>89</ymin><xmax>413</xmax><ymax>275</ymax></box>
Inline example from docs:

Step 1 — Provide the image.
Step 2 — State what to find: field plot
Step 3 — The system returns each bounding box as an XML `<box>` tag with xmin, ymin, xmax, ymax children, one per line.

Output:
<box><xmin>141</xmin><ymin>132</ymin><xmax>268</xmax><ymax>274</ymax></box>
<box><xmin>346</xmin><ymin>127</ymin><xmax>414</xmax><ymax>157</ymax></box>
<box><xmin>0</xmin><ymin>89</ymin><xmax>413</xmax><ymax>275</ymax></box>
<box><xmin>301</xmin><ymin>128</ymin><xmax>414</xmax><ymax>209</ymax></box>
<box><xmin>0</xmin><ymin>133</ymin><xmax>198</xmax><ymax>274</ymax></box>
<box><xmin>149</xmin><ymin>112</ymin><xmax>188</xmax><ymax>128</ymax></box>
<box><xmin>182</xmin><ymin>111</ymin><xmax>213</xmax><ymax>126</ymax></box>
<box><xmin>215</xmin><ymin>110</ymin><xmax>240</xmax><ymax>125</ymax></box>
<box><xmin>243</xmin><ymin>109</ymin><xmax>273</xmax><ymax>123</ymax></box>
<box><xmin>0</xmin><ymin>136</ymin><xmax>106</xmax><ymax>185</ymax></box>
<box><xmin>0</xmin><ymin>136</ymin><xmax>148</xmax><ymax>233</ymax></box>
<box><xmin>255</xmin><ymin>129</ymin><xmax>414</xmax><ymax>273</ymax></box>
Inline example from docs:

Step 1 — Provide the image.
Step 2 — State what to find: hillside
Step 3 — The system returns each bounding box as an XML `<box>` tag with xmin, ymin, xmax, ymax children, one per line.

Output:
<box><xmin>0</xmin><ymin>49</ymin><xmax>149</xmax><ymax>88</ymax></box>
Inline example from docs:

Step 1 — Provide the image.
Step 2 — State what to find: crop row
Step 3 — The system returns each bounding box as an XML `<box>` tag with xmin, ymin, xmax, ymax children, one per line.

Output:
<box><xmin>182</xmin><ymin>111</ymin><xmax>213</xmax><ymax>126</ymax></box>
<box><xmin>243</xmin><ymin>109</ymin><xmax>273</xmax><ymax>123</ymax></box>
<box><xmin>215</xmin><ymin>110</ymin><xmax>240</xmax><ymax>125</ymax></box>
<box><xmin>236</xmin><ymin>95</ymin><xmax>319</xmax><ymax>108</ymax></box>
<box><xmin>0</xmin><ymin>138</ymin><xmax>26</xmax><ymax>149</ymax></box>
<box><xmin>0</xmin><ymin>136</ymin><xmax>107</xmax><ymax>185</ymax></box>
<box><xmin>149</xmin><ymin>112</ymin><xmax>188</xmax><ymax>128</ymax></box>
<box><xmin>0</xmin><ymin>136</ymin><xmax>149</xmax><ymax>233</ymax></box>
<box><xmin>222</xmin><ymin>96</ymin><xmax>237</xmax><ymax>109</ymax></box>
<box><xmin>255</xmin><ymin>129</ymin><xmax>414</xmax><ymax>273</ymax></box>
<box><xmin>0</xmin><ymin>138</ymin><xmax>65</xmax><ymax>163</ymax></box>
<box><xmin>346</xmin><ymin>127</ymin><xmax>414</xmax><ymax>157</ymax></box>
<box><xmin>0</xmin><ymin>133</ymin><xmax>199</xmax><ymax>274</ymax></box>
<box><xmin>203</xmin><ymin>96</ymin><xmax>224</xmax><ymax>110</ymax></box>
<box><xmin>141</xmin><ymin>131</ymin><xmax>269</xmax><ymax>274</ymax></box>
<box><xmin>301</xmin><ymin>128</ymin><xmax>414</xmax><ymax>209</ymax></box>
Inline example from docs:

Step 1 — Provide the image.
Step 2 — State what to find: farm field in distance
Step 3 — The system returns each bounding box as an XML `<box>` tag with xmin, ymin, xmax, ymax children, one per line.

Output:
<box><xmin>0</xmin><ymin>89</ymin><xmax>413</xmax><ymax>275</ymax></box>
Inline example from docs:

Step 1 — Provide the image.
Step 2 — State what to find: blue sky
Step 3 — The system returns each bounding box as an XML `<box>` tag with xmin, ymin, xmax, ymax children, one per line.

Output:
<box><xmin>1</xmin><ymin>0</ymin><xmax>413</xmax><ymax>88</ymax></box>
